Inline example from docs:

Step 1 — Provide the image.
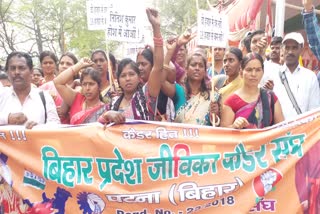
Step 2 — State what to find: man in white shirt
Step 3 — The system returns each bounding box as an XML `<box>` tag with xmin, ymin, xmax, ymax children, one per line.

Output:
<box><xmin>0</xmin><ymin>51</ymin><xmax>60</xmax><ymax>128</ymax></box>
<box><xmin>272</xmin><ymin>32</ymin><xmax>320</xmax><ymax>120</ymax></box>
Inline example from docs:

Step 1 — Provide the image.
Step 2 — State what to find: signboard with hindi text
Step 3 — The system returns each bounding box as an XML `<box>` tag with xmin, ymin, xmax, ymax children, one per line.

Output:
<box><xmin>105</xmin><ymin>9</ymin><xmax>144</xmax><ymax>43</ymax></box>
<box><xmin>86</xmin><ymin>0</ymin><xmax>115</xmax><ymax>30</ymax></box>
<box><xmin>197</xmin><ymin>10</ymin><xmax>229</xmax><ymax>47</ymax></box>
<box><xmin>0</xmin><ymin>109</ymin><xmax>320</xmax><ymax>213</ymax></box>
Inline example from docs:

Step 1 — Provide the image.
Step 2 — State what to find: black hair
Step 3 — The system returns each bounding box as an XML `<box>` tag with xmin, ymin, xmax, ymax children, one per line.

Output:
<box><xmin>59</xmin><ymin>52</ymin><xmax>78</xmax><ymax>65</ymax></box>
<box><xmin>241</xmin><ymin>52</ymin><xmax>264</xmax><ymax>71</ymax></box>
<box><xmin>59</xmin><ymin>52</ymin><xmax>79</xmax><ymax>79</ymax></box>
<box><xmin>243</xmin><ymin>36</ymin><xmax>251</xmax><ymax>53</ymax></box>
<box><xmin>227</xmin><ymin>47</ymin><xmax>243</xmax><ymax>62</ymax></box>
<box><xmin>185</xmin><ymin>52</ymin><xmax>209</xmax><ymax>100</ymax></box>
<box><xmin>137</xmin><ymin>48</ymin><xmax>153</xmax><ymax>66</ymax></box>
<box><xmin>116</xmin><ymin>58</ymin><xmax>140</xmax><ymax>79</ymax></box>
<box><xmin>91</xmin><ymin>50</ymin><xmax>116</xmax><ymax>70</ymax></box>
<box><xmin>80</xmin><ymin>67</ymin><xmax>103</xmax><ymax>101</ymax></box>
<box><xmin>249</xmin><ymin>30</ymin><xmax>265</xmax><ymax>41</ymax></box>
<box><xmin>270</xmin><ymin>36</ymin><xmax>283</xmax><ymax>46</ymax></box>
<box><xmin>113</xmin><ymin>58</ymin><xmax>149</xmax><ymax>120</ymax></box>
<box><xmin>108</xmin><ymin>52</ymin><xmax>116</xmax><ymax>71</ymax></box>
<box><xmin>0</xmin><ymin>71</ymin><xmax>8</xmax><ymax>80</ymax></box>
<box><xmin>91</xmin><ymin>49</ymin><xmax>107</xmax><ymax>60</ymax></box>
<box><xmin>80</xmin><ymin>67</ymin><xmax>102</xmax><ymax>88</ymax></box>
<box><xmin>5</xmin><ymin>51</ymin><xmax>33</xmax><ymax>71</ymax></box>
<box><xmin>39</xmin><ymin>50</ymin><xmax>58</xmax><ymax>64</ymax></box>
<box><xmin>33</xmin><ymin>67</ymin><xmax>43</xmax><ymax>77</ymax></box>
<box><xmin>248</xmin><ymin>29</ymin><xmax>265</xmax><ymax>52</ymax></box>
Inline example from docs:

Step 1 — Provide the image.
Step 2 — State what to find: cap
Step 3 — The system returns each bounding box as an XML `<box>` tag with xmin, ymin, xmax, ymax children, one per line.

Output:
<box><xmin>282</xmin><ymin>32</ymin><xmax>304</xmax><ymax>46</ymax></box>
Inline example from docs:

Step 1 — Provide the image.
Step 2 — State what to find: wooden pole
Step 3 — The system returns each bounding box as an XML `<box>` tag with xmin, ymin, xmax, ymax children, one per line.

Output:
<box><xmin>106</xmin><ymin>50</ymin><xmax>115</xmax><ymax>92</ymax></box>
<box><xmin>211</xmin><ymin>46</ymin><xmax>216</xmax><ymax>126</ymax></box>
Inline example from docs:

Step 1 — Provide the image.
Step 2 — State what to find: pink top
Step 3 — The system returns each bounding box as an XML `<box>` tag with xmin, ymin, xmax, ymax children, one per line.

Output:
<box><xmin>224</xmin><ymin>93</ymin><xmax>278</xmax><ymax>113</ymax></box>
<box><xmin>40</xmin><ymin>81</ymin><xmax>63</xmax><ymax>107</ymax></box>
<box><xmin>69</xmin><ymin>93</ymin><xmax>85</xmax><ymax>120</ymax></box>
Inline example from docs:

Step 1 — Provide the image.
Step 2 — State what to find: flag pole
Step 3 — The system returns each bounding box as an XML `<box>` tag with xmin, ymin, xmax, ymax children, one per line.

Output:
<box><xmin>274</xmin><ymin>0</ymin><xmax>285</xmax><ymax>37</ymax></box>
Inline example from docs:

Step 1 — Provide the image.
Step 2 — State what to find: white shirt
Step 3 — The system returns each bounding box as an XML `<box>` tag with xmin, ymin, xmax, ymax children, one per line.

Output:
<box><xmin>272</xmin><ymin>65</ymin><xmax>320</xmax><ymax>120</ymax></box>
<box><xmin>260</xmin><ymin>60</ymin><xmax>281</xmax><ymax>87</ymax></box>
<box><xmin>0</xmin><ymin>86</ymin><xmax>60</xmax><ymax>125</ymax></box>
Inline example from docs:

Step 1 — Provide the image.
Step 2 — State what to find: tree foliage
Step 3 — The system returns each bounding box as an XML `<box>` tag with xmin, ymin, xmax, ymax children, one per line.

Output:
<box><xmin>0</xmin><ymin>0</ymin><xmax>107</xmax><ymax>62</ymax></box>
<box><xmin>158</xmin><ymin>0</ymin><xmax>217</xmax><ymax>37</ymax></box>
<box><xmin>0</xmin><ymin>0</ymin><xmax>17</xmax><ymax>56</ymax></box>
<box><xmin>0</xmin><ymin>0</ymin><xmax>219</xmax><ymax>63</ymax></box>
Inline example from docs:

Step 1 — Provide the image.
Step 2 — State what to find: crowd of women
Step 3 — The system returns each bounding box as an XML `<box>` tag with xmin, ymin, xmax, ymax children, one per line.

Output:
<box><xmin>13</xmin><ymin>8</ymin><xmax>285</xmax><ymax>129</ymax></box>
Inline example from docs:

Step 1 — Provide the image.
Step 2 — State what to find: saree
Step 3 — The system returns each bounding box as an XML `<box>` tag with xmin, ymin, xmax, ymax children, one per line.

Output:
<box><xmin>110</xmin><ymin>84</ymin><xmax>157</xmax><ymax>121</ymax></box>
<box><xmin>219</xmin><ymin>75</ymin><xmax>243</xmax><ymax>104</ymax></box>
<box><xmin>101</xmin><ymin>86</ymin><xmax>113</xmax><ymax>104</ymax></box>
<box><xmin>226</xmin><ymin>89</ymin><xmax>276</xmax><ymax>129</ymax></box>
<box><xmin>70</xmin><ymin>104</ymin><xmax>106</xmax><ymax>125</ymax></box>
<box><xmin>174</xmin><ymin>90</ymin><xmax>220</xmax><ymax>126</ymax></box>
<box><xmin>69</xmin><ymin>93</ymin><xmax>106</xmax><ymax>125</ymax></box>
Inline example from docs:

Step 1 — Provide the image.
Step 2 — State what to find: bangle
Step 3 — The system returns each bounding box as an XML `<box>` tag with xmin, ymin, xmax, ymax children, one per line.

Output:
<box><xmin>215</xmin><ymin>115</ymin><xmax>221</xmax><ymax>126</ymax></box>
<box><xmin>153</xmin><ymin>36</ymin><xmax>163</xmax><ymax>42</ymax></box>
<box><xmin>153</xmin><ymin>36</ymin><xmax>163</xmax><ymax>47</ymax></box>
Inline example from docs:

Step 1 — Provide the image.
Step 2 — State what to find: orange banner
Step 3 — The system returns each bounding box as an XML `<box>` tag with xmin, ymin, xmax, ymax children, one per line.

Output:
<box><xmin>0</xmin><ymin>110</ymin><xmax>320</xmax><ymax>213</ymax></box>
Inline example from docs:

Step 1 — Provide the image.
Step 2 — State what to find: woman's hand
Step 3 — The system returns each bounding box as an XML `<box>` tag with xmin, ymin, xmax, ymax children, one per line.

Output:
<box><xmin>78</xmin><ymin>58</ymin><xmax>94</xmax><ymax>69</ymax></box>
<box><xmin>100</xmin><ymin>111</ymin><xmax>126</xmax><ymax>124</ymax></box>
<box><xmin>166</xmin><ymin>38</ymin><xmax>177</xmax><ymax>52</ymax></box>
<box><xmin>232</xmin><ymin>117</ymin><xmax>249</xmax><ymax>129</ymax></box>
<box><xmin>177</xmin><ymin>28</ymin><xmax>197</xmax><ymax>46</ymax></box>
<box><xmin>146</xmin><ymin>8</ymin><xmax>160</xmax><ymax>27</ymax></box>
<box><xmin>257</xmin><ymin>36</ymin><xmax>268</xmax><ymax>57</ymax></box>
<box><xmin>210</xmin><ymin>101</ymin><xmax>220</xmax><ymax>116</ymax></box>
<box><xmin>263</xmin><ymin>79</ymin><xmax>274</xmax><ymax>90</ymax></box>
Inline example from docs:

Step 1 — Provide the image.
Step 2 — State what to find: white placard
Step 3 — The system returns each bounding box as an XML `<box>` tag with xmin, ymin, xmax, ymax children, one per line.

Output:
<box><xmin>105</xmin><ymin>10</ymin><xmax>143</xmax><ymax>43</ymax></box>
<box><xmin>197</xmin><ymin>10</ymin><xmax>229</xmax><ymax>48</ymax></box>
<box><xmin>86</xmin><ymin>0</ymin><xmax>114</xmax><ymax>30</ymax></box>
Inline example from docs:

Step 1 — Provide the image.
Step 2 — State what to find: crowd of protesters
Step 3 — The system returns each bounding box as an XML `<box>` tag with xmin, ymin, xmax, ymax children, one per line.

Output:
<box><xmin>0</xmin><ymin>1</ymin><xmax>320</xmax><ymax>131</ymax></box>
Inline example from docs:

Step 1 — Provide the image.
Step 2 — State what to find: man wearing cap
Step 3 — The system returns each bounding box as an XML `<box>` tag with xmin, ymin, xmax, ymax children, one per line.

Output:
<box><xmin>302</xmin><ymin>0</ymin><xmax>320</xmax><ymax>60</ymax></box>
<box><xmin>272</xmin><ymin>32</ymin><xmax>320</xmax><ymax>120</ymax></box>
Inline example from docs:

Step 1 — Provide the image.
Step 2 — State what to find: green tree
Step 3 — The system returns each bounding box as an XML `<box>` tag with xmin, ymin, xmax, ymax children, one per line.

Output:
<box><xmin>0</xmin><ymin>0</ymin><xmax>112</xmax><ymax>59</ymax></box>
<box><xmin>0</xmin><ymin>0</ymin><xmax>17</xmax><ymax>59</ymax></box>
<box><xmin>158</xmin><ymin>0</ymin><xmax>215</xmax><ymax>37</ymax></box>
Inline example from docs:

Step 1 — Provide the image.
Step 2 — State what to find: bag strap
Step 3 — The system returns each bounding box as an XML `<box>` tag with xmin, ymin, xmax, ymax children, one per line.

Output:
<box><xmin>278</xmin><ymin>70</ymin><xmax>302</xmax><ymax>114</ymax></box>
<box><xmin>270</xmin><ymin>91</ymin><xmax>275</xmax><ymax>125</ymax></box>
<box><xmin>39</xmin><ymin>91</ymin><xmax>47</xmax><ymax>123</ymax></box>
<box><xmin>260</xmin><ymin>88</ymin><xmax>271</xmax><ymax>127</ymax></box>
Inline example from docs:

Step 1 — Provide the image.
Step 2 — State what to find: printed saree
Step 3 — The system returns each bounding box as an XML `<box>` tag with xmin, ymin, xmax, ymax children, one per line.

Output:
<box><xmin>174</xmin><ymin>90</ymin><xmax>220</xmax><ymax>126</ymax></box>
<box><xmin>219</xmin><ymin>75</ymin><xmax>243</xmax><ymax>104</ymax></box>
<box><xmin>234</xmin><ymin>89</ymin><xmax>275</xmax><ymax>129</ymax></box>
<box><xmin>70</xmin><ymin>104</ymin><xmax>106</xmax><ymax>125</ymax></box>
